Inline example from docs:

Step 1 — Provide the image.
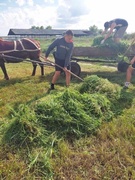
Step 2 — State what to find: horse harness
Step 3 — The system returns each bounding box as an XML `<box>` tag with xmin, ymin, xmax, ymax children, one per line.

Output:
<box><xmin>0</xmin><ymin>38</ymin><xmax>41</xmax><ymax>63</ymax></box>
<box><xmin>0</xmin><ymin>38</ymin><xmax>40</xmax><ymax>54</ymax></box>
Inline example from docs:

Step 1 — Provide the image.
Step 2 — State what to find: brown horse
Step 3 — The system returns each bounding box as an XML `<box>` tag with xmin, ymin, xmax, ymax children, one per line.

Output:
<box><xmin>0</xmin><ymin>38</ymin><xmax>44</xmax><ymax>80</ymax></box>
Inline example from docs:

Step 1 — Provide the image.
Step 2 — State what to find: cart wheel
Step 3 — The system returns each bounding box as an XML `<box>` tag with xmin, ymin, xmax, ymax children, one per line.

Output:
<box><xmin>117</xmin><ymin>61</ymin><xmax>129</xmax><ymax>72</ymax></box>
<box><xmin>71</xmin><ymin>61</ymin><xmax>81</xmax><ymax>76</ymax></box>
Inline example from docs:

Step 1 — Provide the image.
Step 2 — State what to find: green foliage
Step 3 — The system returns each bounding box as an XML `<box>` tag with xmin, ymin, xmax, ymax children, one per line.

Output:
<box><xmin>116</xmin><ymin>54</ymin><xmax>131</xmax><ymax>63</ymax></box>
<box><xmin>2</xmin><ymin>104</ymin><xmax>48</xmax><ymax>148</ymax></box>
<box><xmin>92</xmin><ymin>36</ymin><xmax>129</xmax><ymax>55</ymax></box>
<box><xmin>92</xmin><ymin>36</ymin><xmax>104</xmax><ymax>46</ymax></box>
<box><xmin>79</xmin><ymin>75</ymin><xmax>121</xmax><ymax>101</ymax></box>
<box><xmin>89</xmin><ymin>25</ymin><xmax>102</xmax><ymax>36</ymax></box>
<box><xmin>35</xmin><ymin>89</ymin><xmax>101</xmax><ymax>140</ymax></box>
<box><xmin>45</xmin><ymin>25</ymin><xmax>52</xmax><ymax>29</ymax></box>
<box><xmin>31</xmin><ymin>25</ymin><xmax>45</xmax><ymax>29</ymax></box>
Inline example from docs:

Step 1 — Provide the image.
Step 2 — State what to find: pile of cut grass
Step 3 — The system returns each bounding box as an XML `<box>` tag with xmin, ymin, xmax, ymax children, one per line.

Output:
<box><xmin>92</xmin><ymin>36</ymin><xmax>128</xmax><ymax>54</ymax></box>
<box><xmin>1</xmin><ymin>74</ymin><xmax>132</xmax><ymax>179</ymax></box>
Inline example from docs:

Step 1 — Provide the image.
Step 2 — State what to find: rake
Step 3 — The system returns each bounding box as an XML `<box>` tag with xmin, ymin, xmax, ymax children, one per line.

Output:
<box><xmin>40</xmin><ymin>55</ymin><xmax>84</xmax><ymax>81</ymax></box>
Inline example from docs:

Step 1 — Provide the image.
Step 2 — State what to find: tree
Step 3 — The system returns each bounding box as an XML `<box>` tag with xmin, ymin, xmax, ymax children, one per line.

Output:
<box><xmin>45</xmin><ymin>26</ymin><xmax>52</xmax><ymax>29</ymax></box>
<box><xmin>89</xmin><ymin>25</ymin><xmax>102</xmax><ymax>36</ymax></box>
<box><xmin>31</xmin><ymin>26</ymin><xmax>45</xmax><ymax>29</ymax></box>
<box><xmin>39</xmin><ymin>26</ymin><xmax>44</xmax><ymax>29</ymax></box>
<box><xmin>31</xmin><ymin>26</ymin><xmax>37</xmax><ymax>29</ymax></box>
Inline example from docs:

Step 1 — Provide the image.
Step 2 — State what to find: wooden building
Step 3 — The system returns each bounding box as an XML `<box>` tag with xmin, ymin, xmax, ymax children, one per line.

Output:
<box><xmin>7</xmin><ymin>28</ymin><xmax>92</xmax><ymax>39</ymax></box>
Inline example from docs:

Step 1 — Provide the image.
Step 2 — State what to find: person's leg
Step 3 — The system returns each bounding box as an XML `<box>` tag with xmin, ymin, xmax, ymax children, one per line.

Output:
<box><xmin>65</xmin><ymin>64</ymin><xmax>71</xmax><ymax>87</ymax></box>
<box><xmin>50</xmin><ymin>58</ymin><xmax>64</xmax><ymax>89</ymax></box>
<box><xmin>114</xmin><ymin>26</ymin><xmax>127</xmax><ymax>43</ymax></box>
<box><xmin>50</xmin><ymin>71</ymin><xmax>61</xmax><ymax>89</ymax></box>
<box><xmin>124</xmin><ymin>65</ymin><xmax>134</xmax><ymax>87</ymax></box>
<box><xmin>52</xmin><ymin>71</ymin><xmax>61</xmax><ymax>84</ymax></box>
<box><xmin>65</xmin><ymin>70</ymin><xmax>71</xmax><ymax>86</ymax></box>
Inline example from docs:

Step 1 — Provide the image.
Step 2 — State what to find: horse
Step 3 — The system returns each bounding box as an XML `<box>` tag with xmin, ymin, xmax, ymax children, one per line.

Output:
<box><xmin>0</xmin><ymin>38</ymin><xmax>44</xmax><ymax>80</ymax></box>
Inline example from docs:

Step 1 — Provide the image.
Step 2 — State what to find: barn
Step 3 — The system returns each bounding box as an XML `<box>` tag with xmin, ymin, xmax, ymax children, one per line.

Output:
<box><xmin>7</xmin><ymin>29</ymin><xmax>92</xmax><ymax>39</ymax></box>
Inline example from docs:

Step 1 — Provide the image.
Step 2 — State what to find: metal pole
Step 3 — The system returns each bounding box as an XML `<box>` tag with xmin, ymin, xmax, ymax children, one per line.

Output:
<box><xmin>40</xmin><ymin>55</ymin><xmax>84</xmax><ymax>82</ymax></box>
<box><xmin>0</xmin><ymin>54</ymin><xmax>52</xmax><ymax>66</ymax></box>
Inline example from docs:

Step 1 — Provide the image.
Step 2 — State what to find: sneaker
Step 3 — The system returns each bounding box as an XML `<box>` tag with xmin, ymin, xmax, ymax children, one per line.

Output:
<box><xmin>124</xmin><ymin>82</ymin><xmax>130</xmax><ymax>89</ymax></box>
<box><xmin>50</xmin><ymin>83</ymin><xmax>55</xmax><ymax>90</ymax></box>
<box><xmin>123</xmin><ymin>86</ymin><xmax>128</xmax><ymax>89</ymax></box>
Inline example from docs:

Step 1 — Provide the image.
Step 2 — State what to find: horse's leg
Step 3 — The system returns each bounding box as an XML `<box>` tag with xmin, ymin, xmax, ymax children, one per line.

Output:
<box><xmin>32</xmin><ymin>60</ymin><xmax>44</xmax><ymax>76</ymax></box>
<box><xmin>40</xmin><ymin>63</ymin><xmax>44</xmax><ymax>76</ymax></box>
<box><xmin>31</xmin><ymin>62</ymin><xmax>37</xmax><ymax>76</ymax></box>
<box><xmin>38</xmin><ymin>58</ymin><xmax>44</xmax><ymax>76</ymax></box>
<box><xmin>0</xmin><ymin>63</ymin><xmax>9</xmax><ymax>80</ymax></box>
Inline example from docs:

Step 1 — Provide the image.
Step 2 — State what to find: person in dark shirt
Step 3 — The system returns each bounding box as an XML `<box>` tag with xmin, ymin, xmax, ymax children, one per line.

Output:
<box><xmin>44</xmin><ymin>30</ymin><xmax>74</xmax><ymax>90</ymax></box>
<box><xmin>101</xmin><ymin>18</ymin><xmax>128</xmax><ymax>43</ymax></box>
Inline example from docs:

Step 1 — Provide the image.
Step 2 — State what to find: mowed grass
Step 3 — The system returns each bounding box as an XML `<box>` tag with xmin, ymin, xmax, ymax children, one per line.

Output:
<box><xmin>1</xmin><ymin>38</ymin><xmax>135</xmax><ymax>179</ymax></box>
<box><xmin>0</xmin><ymin>61</ymin><xmax>53</xmax><ymax>117</ymax></box>
<box><xmin>0</xmin><ymin>60</ymin><xmax>121</xmax><ymax>118</ymax></box>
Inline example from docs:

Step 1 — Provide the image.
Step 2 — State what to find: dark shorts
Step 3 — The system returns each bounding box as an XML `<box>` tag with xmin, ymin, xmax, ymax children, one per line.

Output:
<box><xmin>55</xmin><ymin>58</ymin><xmax>71</xmax><ymax>72</ymax></box>
<box><xmin>114</xmin><ymin>26</ymin><xmax>128</xmax><ymax>38</ymax></box>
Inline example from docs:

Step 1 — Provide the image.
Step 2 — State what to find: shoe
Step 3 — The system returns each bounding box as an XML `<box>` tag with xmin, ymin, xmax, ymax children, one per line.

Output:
<box><xmin>123</xmin><ymin>86</ymin><xmax>128</xmax><ymax>89</ymax></box>
<box><xmin>124</xmin><ymin>82</ymin><xmax>130</xmax><ymax>88</ymax></box>
<box><xmin>50</xmin><ymin>84</ymin><xmax>55</xmax><ymax>90</ymax></box>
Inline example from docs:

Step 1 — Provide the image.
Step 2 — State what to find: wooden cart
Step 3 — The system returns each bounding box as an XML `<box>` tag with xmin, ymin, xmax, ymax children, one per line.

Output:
<box><xmin>70</xmin><ymin>46</ymin><xmax>135</xmax><ymax>76</ymax></box>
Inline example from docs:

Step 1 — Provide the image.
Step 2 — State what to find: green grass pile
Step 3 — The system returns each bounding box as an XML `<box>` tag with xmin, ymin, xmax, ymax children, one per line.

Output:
<box><xmin>2</xmin><ymin>104</ymin><xmax>48</xmax><ymax>148</ymax></box>
<box><xmin>92</xmin><ymin>36</ymin><xmax>128</xmax><ymax>54</ymax></box>
<box><xmin>35</xmin><ymin>90</ymin><xmax>102</xmax><ymax>140</ymax></box>
<box><xmin>79</xmin><ymin>75</ymin><xmax>121</xmax><ymax>101</ymax></box>
<box><xmin>2</xmin><ymin>74</ymin><xmax>133</xmax><ymax>179</ymax></box>
<box><xmin>3</xmin><ymin>75</ymin><xmax>123</xmax><ymax>145</ymax></box>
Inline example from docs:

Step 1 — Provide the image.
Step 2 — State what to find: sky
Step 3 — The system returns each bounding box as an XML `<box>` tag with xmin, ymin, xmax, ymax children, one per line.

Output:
<box><xmin>0</xmin><ymin>0</ymin><xmax>135</xmax><ymax>36</ymax></box>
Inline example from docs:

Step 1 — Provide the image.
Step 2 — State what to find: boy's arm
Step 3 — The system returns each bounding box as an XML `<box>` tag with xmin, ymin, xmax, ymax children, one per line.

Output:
<box><xmin>104</xmin><ymin>22</ymin><xmax>116</xmax><ymax>40</ymax></box>
<box><xmin>64</xmin><ymin>45</ymin><xmax>74</xmax><ymax>68</ymax></box>
<box><xmin>45</xmin><ymin>39</ymin><xmax>59</xmax><ymax>58</ymax></box>
<box><xmin>101</xmin><ymin>22</ymin><xmax>116</xmax><ymax>44</ymax></box>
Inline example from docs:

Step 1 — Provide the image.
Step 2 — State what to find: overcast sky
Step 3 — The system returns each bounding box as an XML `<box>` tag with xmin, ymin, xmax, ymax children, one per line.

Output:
<box><xmin>0</xmin><ymin>0</ymin><xmax>135</xmax><ymax>36</ymax></box>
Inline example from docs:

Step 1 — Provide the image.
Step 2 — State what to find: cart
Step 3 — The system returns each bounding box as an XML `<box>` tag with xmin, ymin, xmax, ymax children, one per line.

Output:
<box><xmin>70</xmin><ymin>45</ymin><xmax>135</xmax><ymax>76</ymax></box>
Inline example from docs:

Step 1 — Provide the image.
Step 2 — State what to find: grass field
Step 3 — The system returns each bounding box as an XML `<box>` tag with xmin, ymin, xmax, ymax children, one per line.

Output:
<box><xmin>1</xmin><ymin>37</ymin><xmax>135</xmax><ymax>180</ymax></box>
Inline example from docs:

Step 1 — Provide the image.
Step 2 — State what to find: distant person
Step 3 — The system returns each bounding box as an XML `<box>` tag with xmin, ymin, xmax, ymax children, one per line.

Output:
<box><xmin>44</xmin><ymin>30</ymin><xmax>74</xmax><ymax>90</ymax></box>
<box><xmin>124</xmin><ymin>56</ymin><xmax>135</xmax><ymax>88</ymax></box>
<box><xmin>101</xmin><ymin>18</ymin><xmax>128</xmax><ymax>44</ymax></box>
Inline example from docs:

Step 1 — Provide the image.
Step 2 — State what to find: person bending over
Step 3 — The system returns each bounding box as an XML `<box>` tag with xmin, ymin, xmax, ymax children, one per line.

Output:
<box><xmin>101</xmin><ymin>18</ymin><xmax>128</xmax><ymax>44</ymax></box>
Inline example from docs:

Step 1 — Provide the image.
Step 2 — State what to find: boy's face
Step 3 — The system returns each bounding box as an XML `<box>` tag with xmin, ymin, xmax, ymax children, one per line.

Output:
<box><xmin>65</xmin><ymin>34</ymin><xmax>73</xmax><ymax>43</ymax></box>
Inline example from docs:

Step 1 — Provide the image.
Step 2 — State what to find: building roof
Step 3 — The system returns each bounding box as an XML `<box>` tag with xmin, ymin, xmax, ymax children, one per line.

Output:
<box><xmin>8</xmin><ymin>29</ymin><xmax>92</xmax><ymax>36</ymax></box>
